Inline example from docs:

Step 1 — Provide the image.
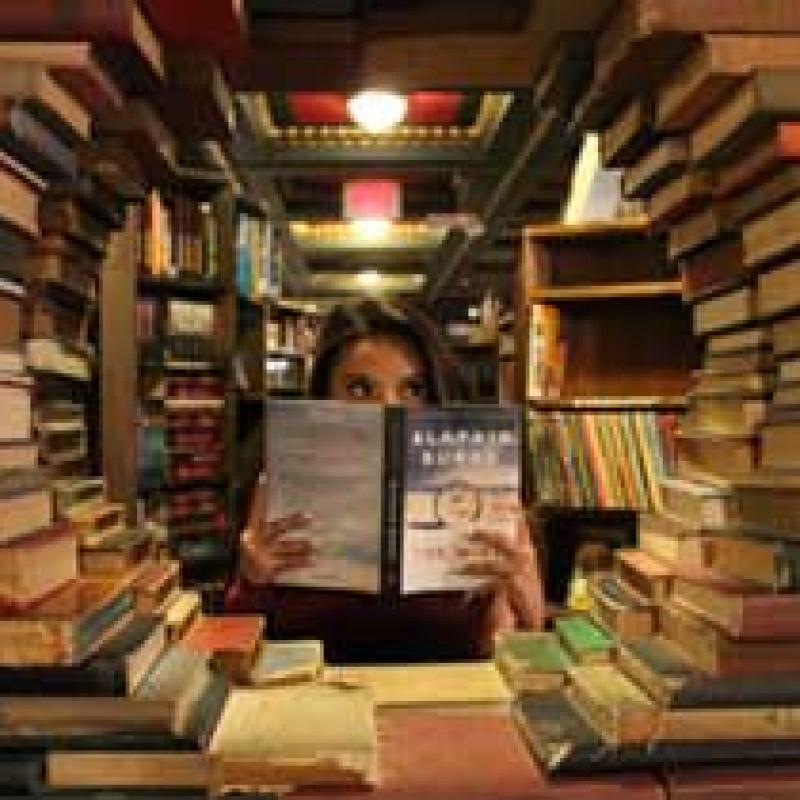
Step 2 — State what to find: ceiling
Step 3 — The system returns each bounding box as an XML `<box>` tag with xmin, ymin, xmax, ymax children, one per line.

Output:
<box><xmin>144</xmin><ymin>0</ymin><xmax>608</xmax><ymax>307</ymax></box>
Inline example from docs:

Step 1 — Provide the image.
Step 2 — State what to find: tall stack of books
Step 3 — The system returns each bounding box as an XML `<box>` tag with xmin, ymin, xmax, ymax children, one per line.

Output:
<box><xmin>513</xmin><ymin>2</ymin><xmax>800</xmax><ymax>792</ymax></box>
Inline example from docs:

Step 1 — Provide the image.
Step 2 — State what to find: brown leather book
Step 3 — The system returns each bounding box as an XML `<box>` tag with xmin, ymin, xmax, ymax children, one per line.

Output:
<box><xmin>649</xmin><ymin>171</ymin><xmax>715</xmax><ymax>228</ymax></box>
<box><xmin>773</xmin><ymin>315</ymin><xmax>800</xmax><ymax>358</ymax></box>
<box><xmin>675</xmin><ymin>428</ymin><xmax>760</xmax><ymax>480</ymax></box>
<box><xmin>759</xmin><ymin>258</ymin><xmax>800</xmax><ymax>319</ymax></box>
<box><xmin>668</xmin><ymin>206</ymin><xmax>727</xmax><ymax>261</ymax></box>
<box><xmin>615</xmin><ymin>547</ymin><xmax>673</xmax><ymax>602</ymax></box>
<box><xmin>182</xmin><ymin>614</ymin><xmax>265</xmax><ymax>681</ymax></box>
<box><xmin>680</xmin><ymin>235</ymin><xmax>746</xmax><ymax>303</ymax></box>
<box><xmin>623</xmin><ymin>138</ymin><xmax>689</xmax><ymax>199</ymax></box>
<box><xmin>0</xmin><ymin>152</ymin><xmax>40</xmax><ymax>239</ymax></box>
<box><xmin>665</xmin><ymin>766</ymin><xmax>800</xmax><ymax>799</ymax></box>
<box><xmin>744</xmin><ymin>194</ymin><xmax>800</xmax><ymax>269</ymax></box>
<box><xmin>693</xmin><ymin>69</ymin><xmax>800</xmax><ymax>165</ymax></box>
<box><xmin>673</xmin><ymin>575</ymin><xmax>800</xmax><ymax>640</ymax></box>
<box><xmin>692</xmin><ymin>285</ymin><xmax>756</xmax><ymax>337</ymax></box>
<box><xmin>0</xmin><ymin>0</ymin><xmax>164</xmax><ymax>87</ymax></box>
<box><xmin>0</xmin><ymin>277</ymin><xmax>23</xmax><ymax>347</ymax></box>
<box><xmin>599</xmin><ymin>96</ymin><xmax>655</xmax><ymax>169</ymax></box>
<box><xmin>588</xmin><ymin>573</ymin><xmax>655</xmax><ymax>640</ymax></box>
<box><xmin>715</xmin><ymin>122</ymin><xmax>800</xmax><ymax>197</ymax></box>
<box><xmin>726</xmin><ymin>164</ymin><xmax>800</xmax><ymax>227</ymax></box>
<box><xmin>657</xmin><ymin>34</ymin><xmax>800</xmax><ymax>132</ymax></box>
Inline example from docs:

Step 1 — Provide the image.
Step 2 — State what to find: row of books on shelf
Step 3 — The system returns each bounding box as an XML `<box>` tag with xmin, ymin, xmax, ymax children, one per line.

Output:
<box><xmin>528</xmin><ymin>409</ymin><xmax>678</xmax><ymax>511</ymax></box>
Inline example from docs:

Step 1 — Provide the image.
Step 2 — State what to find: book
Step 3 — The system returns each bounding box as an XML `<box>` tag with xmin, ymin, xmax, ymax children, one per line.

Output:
<box><xmin>668</xmin><ymin>206</ymin><xmax>726</xmax><ymax>260</ymax></box>
<box><xmin>598</xmin><ymin>96</ymin><xmax>654</xmax><ymax>169</ymax></box>
<box><xmin>25</xmin><ymin>338</ymin><xmax>91</xmax><ymax>381</ymax></box>
<box><xmin>744</xmin><ymin>195</ymin><xmax>800</xmax><ymax>269</ymax></box>
<box><xmin>0</xmin><ymin>614</ymin><xmax>164</xmax><ymax>697</ymax></box>
<box><xmin>733</xmin><ymin>477</ymin><xmax>800</xmax><ymax>539</ymax></box>
<box><xmin>665</xmin><ymin>766</ymin><xmax>800</xmax><ymax>800</ymax></box>
<box><xmin>265</xmin><ymin>400</ymin><xmax>521</xmax><ymax>594</ymax></box>
<box><xmin>0</xmin><ymin>441</ymin><xmax>37</xmax><ymax>471</ymax></box>
<box><xmin>159</xmin><ymin>589</ymin><xmax>202</xmax><ymax>643</ymax></box>
<box><xmin>675</xmin><ymin>429</ymin><xmax>759</xmax><ymax>480</ymax></box>
<box><xmin>53</xmin><ymin>476</ymin><xmax>107</xmax><ymax>519</ymax></box>
<box><xmin>672</xmin><ymin>577</ymin><xmax>800</xmax><ymax>641</ymax></box>
<box><xmin>715</xmin><ymin>122</ymin><xmax>800</xmax><ymax>198</ymax></box>
<box><xmin>494</xmin><ymin>630</ymin><xmax>572</xmax><ymax>694</ymax></box>
<box><xmin>773</xmin><ymin>315</ymin><xmax>800</xmax><ymax>358</ymax></box>
<box><xmin>0</xmin><ymin>470</ymin><xmax>52</xmax><ymax>544</ymax></box>
<box><xmin>619</xmin><ymin>636</ymin><xmax>800</xmax><ymax>709</ymax></box>
<box><xmin>759</xmin><ymin>258</ymin><xmax>800</xmax><ymax>320</ymax></box>
<box><xmin>614</xmin><ymin>548</ymin><xmax>672</xmax><ymax>602</ymax></box>
<box><xmin>0</xmin><ymin>152</ymin><xmax>40</xmax><ymax>238</ymax></box>
<box><xmin>707</xmin><ymin>325</ymin><xmax>769</xmax><ymax>356</ymax></box>
<box><xmin>554</xmin><ymin>614</ymin><xmax>614</xmax><ymax>664</ymax></box>
<box><xmin>728</xmin><ymin>164</ymin><xmax>800</xmax><ymax>227</ymax></box>
<box><xmin>0</xmin><ymin>276</ymin><xmax>23</xmax><ymax>348</ymax></box>
<box><xmin>623</xmin><ymin>138</ymin><xmax>689</xmax><ymax>199</ymax></box>
<box><xmin>209</xmin><ymin>683</ymin><xmax>378</xmax><ymax>788</ymax></box>
<box><xmin>693</xmin><ymin>69</ymin><xmax>800</xmax><ymax>165</ymax></box>
<box><xmin>588</xmin><ymin>572</ymin><xmax>655</xmax><ymax>640</ymax></box>
<box><xmin>248</xmin><ymin>639</ymin><xmax>324</xmax><ymax>687</ymax></box>
<box><xmin>182</xmin><ymin>615</ymin><xmax>264</xmax><ymax>681</ymax></box>
<box><xmin>680</xmin><ymin>236</ymin><xmax>747</xmax><ymax>303</ymax></box>
<box><xmin>325</xmin><ymin>661</ymin><xmax>511</xmax><ymax>709</ymax></box>
<box><xmin>0</xmin><ymin>374</ymin><xmax>31</xmax><ymax>442</ymax></box>
<box><xmin>0</xmin><ymin>521</ymin><xmax>77</xmax><ymax>607</ymax></box>
<box><xmin>0</xmin><ymin>573</ymin><xmax>135</xmax><ymax>667</ymax></box>
<box><xmin>691</xmin><ymin>367</ymin><xmax>770</xmax><ymax>396</ymax></box>
<box><xmin>657</xmin><ymin>35</ymin><xmax>800</xmax><ymax>132</ymax></box>
<box><xmin>131</xmin><ymin>560</ymin><xmax>181</xmax><ymax>614</ymax></box>
<box><xmin>686</xmin><ymin>391</ymin><xmax>767</xmax><ymax>436</ymax></box>
<box><xmin>706</xmin><ymin>534</ymin><xmax>800</xmax><ymax>590</ymax></box>
<box><xmin>659</xmin><ymin>601</ymin><xmax>800</xmax><ymax>676</ymax></box>
<box><xmin>649</xmin><ymin>171</ymin><xmax>715</xmax><ymax>228</ymax></box>
<box><xmin>660</xmin><ymin>476</ymin><xmax>738</xmax><ymax>529</ymax></box>
<box><xmin>763</xmin><ymin>422</ymin><xmax>800</xmax><ymax>470</ymax></box>
<box><xmin>79</xmin><ymin>527</ymin><xmax>152</xmax><ymax>575</ymax></box>
<box><xmin>65</xmin><ymin>500</ymin><xmax>125</xmax><ymax>546</ymax></box>
<box><xmin>638</xmin><ymin>513</ymin><xmax>707</xmax><ymax>569</ymax></box>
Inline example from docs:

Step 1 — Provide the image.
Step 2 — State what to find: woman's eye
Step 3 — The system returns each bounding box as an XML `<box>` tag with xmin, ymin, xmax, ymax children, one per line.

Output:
<box><xmin>401</xmin><ymin>379</ymin><xmax>426</xmax><ymax>400</ymax></box>
<box><xmin>345</xmin><ymin>376</ymin><xmax>374</xmax><ymax>399</ymax></box>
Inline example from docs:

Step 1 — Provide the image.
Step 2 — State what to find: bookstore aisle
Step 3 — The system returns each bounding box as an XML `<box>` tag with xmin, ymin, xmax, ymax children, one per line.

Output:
<box><xmin>4</xmin><ymin>1</ymin><xmax>800</xmax><ymax>799</ymax></box>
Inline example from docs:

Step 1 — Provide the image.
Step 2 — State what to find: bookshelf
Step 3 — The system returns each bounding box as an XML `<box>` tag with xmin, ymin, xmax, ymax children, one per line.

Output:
<box><xmin>517</xmin><ymin>219</ymin><xmax>698</xmax><ymax>602</ymax></box>
<box><xmin>265</xmin><ymin>301</ymin><xmax>317</xmax><ymax>398</ymax></box>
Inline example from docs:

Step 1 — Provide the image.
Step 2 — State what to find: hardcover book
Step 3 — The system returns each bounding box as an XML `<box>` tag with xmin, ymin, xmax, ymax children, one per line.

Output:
<box><xmin>265</xmin><ymin>400</ymin><xmax>521</xmax><ymax>594</ymax></box>
<box><xmin>494</xmin><ymin>630</ymin><xmax>573</xmax><ymax>694</ymax></box>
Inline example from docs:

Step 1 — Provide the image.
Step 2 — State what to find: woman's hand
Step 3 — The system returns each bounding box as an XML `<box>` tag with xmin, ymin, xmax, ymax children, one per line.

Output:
<box><xmin>238</xmin><ymin>477</ymin><xmax>314</xmax><ymax>586</ymax></box>
<box><xmin>459</xmin><ymin>514</ymin><xmax>546</xmax><ymax>631</ymax></box>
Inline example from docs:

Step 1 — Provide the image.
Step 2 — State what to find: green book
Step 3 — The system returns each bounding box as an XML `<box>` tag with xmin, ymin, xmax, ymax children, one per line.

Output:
<box><xmin>555</xmin><ymin>615</ymin><xmax>614</xmax><ymax>664</ymax></box>
<box><xmin>249</xmin><ymin>639</ymin><xmax>324</xmax><ymax>686</ymax></box>
<box><xmin>494</xmin><ymin>631</ymin><xmax>573</xmax><ymax>693</ymax></box>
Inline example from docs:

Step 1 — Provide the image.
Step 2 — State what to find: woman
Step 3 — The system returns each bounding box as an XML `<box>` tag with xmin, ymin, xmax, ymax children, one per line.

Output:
<box><xmin>227</xmin><ymin>299</ymin><xmax>544</xmax><ymax>663</ymax></box>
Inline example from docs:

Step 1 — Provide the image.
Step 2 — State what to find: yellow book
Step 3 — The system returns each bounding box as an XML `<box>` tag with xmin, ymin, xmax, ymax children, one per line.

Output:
<box><xmin>325</xmin><ymin>661</ymin><xmax>511</xmax><ymax>709</ymax></box>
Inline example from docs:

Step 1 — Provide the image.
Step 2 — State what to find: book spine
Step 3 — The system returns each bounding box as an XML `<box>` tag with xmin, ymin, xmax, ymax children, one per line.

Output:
<box><xmin>383</xmin><ymin>407</ymin><xmax>404</xmax><ymax>597</ymax></box>
<box><xmin>73</xmin><ymin>590</ymin><xmax>135</xmax><ymax>661</ymax></box>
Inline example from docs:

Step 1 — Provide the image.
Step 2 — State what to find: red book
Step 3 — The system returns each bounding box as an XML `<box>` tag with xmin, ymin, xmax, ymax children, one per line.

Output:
<box><xmin>666</xmin><ymin>766</ymin><xmax>800</xmax><ymax>799</ymax></box>
<box><xmin>182</xmin><ymin>614</ymin><xmax>264</xmax><ymax>679</ymax></box>
<box><xmin>294</xmin><ymin>711</ymin><xmax>663</xmax><ymax>800</ymax></box>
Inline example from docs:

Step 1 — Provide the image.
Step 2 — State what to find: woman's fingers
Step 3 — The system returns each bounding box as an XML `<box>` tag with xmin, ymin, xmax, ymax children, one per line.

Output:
<box><xmin>264</xmin><ymin>512</ymin><xmax>313</xmax><ymax>542</ymax></box>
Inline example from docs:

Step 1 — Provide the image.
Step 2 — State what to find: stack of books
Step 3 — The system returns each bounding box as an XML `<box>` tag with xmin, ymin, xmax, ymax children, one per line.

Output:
<box><xmin>512</xmin><ymin>2</ymin><xmax>800</xmax><ymax>794</ymax></box>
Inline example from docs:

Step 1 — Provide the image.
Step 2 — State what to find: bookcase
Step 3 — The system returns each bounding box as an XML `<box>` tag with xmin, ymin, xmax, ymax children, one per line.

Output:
<box><xmin>517</xmin><ymin>219</ymin><xmax>698</xmax><ymax>601</ymax></box>
<box><xmin>265</xmin><ymin>300</ymin><xmax>317</xmax><ymax>397</ymax></box>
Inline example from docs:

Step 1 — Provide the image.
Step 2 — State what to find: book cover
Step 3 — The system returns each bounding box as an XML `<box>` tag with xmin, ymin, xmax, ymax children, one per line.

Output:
<box><xmin>265</xmin><ymin>400</ymin><xmax>521</xmax><ymax>595</ymax></box>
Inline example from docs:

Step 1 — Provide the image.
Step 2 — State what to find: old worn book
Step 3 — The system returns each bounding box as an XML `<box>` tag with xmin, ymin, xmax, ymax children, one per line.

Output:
<box><xmin>134</xmin><ymin>645</ymin><xmax>228</xmax><ymax>745</ymax></box>
<box><xmin>693</xmin><ymin>70</ymin><xmax>800</xmax><ymax>165</ymax></box>
<box><xmin>673</xmin><ymin>577</ymin><xmax>800</xmax><ymax>641</ymax></box>
<box><xmin>615</xmin><ymin>548</ymin><xmax>672</xmax><ymax>602</ymax></box>
<box><xmin>759</xmin><ymin>258</ymin><xmax>800</xmax><ymax>320</ymax></box>
<box><xmin>568</xmin><ymin>663</ymin><xmax>657</xmax><ymax>745</ymax></box>
<box><xmin>733</xmin><ymin>476</ymin><xmax>800</xmax><ymax>539</ymax></box>
<box><xmin>777</xmin><ymin>356</ymin><xmax>800</xmax><ymax>386</ymax></box>
<box><xmin>638</xmin><ymin>513</ymin><xmax>707</xmax><ymax>569</ymax></box>
<box><xmin>692</xmin><ymin>285</ymin><xmax>755</xmax><ymax>338</ymax></box>
<box><xmin>0</xmin><ymin>276</ymin><xmax>23</xmax><ymax>347</ymax></box>
<box><xmin>619</xmin><ymin>636</ymin><xmax>800</xmax><ymax>708</ymax></box>
<box><xmin>728</xmin><ymin>165</ymin><xmax>800</xmax><ymax>228</ymax></box>
<box><xmin>47</xmin><ymin>751</ymin><xmax>208</xmax><ymax>790</ymax></box>
<box><xmin>665</xmin><ymin>766</ymin><xmax>800</xmax><ymax>800</ymax></box>
<box><xmin>774</xmin><ymin>384</ymin><xmax>800</xmax><ymax>407</ymax></box>
<box><xmin>588</xmin><ymin>573</ymin><xmax>655</xmax><ymax>640</ymax></box>
<box><xmin>0</xmin><ymin>152</ymin><xmax>39</xmax><ymax>238</ymax></box>
<box><xmin>599</xmin><ymin>96</ymin><xmax>654</xmax><ymax>169</ymax></box>
<box><xmin>65</xmin><ymin>500</ymin><xmax>125</xmax><ymax>546</ymax></box>
<box><xmin>707</xmin><ymin>325</ymin><xmax>769</xmax><ymax>356</ymax></box>
<box><xmin>0</xmin><ymin>521</ymin><xmax>77</xmax><ymax>608</ymax></box>
<box><xmin>704</xmin><ymin>348</ymin><xmax>772</xmax><ymax>375</ymax></box>
<box><xmin>623</xmin><ymin>138</ymin><xmax>689</xmax><ymax>199</ymax></box>
<box><xmin>763</xmin><ymin>422</ymin><xmax>800</xmax><ymax>470</ymax></box>
<box><xmin>668</xmin><ymin>206</ymin><xmax>726</xmax><ymax>260</ymax></box>
<box><xmin>648</xmin><ymin>170</ymin><xmax>715</xmax><ymax>227</ymax></box>
<box><xmin>0</xmin><ymin>441</ymin><xmax>38</xmax><ymax>471</ymax></box>
<box><xmin>38</xmin><ymin>194</ymin><xmax>107</xmax><ymax>256</ymax></box>
<box><xmin>25</xmin><ymin>338</ymin><xmax>91</xmax><ymax>382</ymax></box>
<box><xmin>515</xmin><ymin>689</ymin><xmax>800</xmax><ymax>777</ymax></box>
<box><xmin>554</xmin><ymin>615</ymin><xmax>614</xmax><ymax>664</ymax></box>
<box><xmin>691</xmin><ymin>367</ymin><xmax>771</xmax><ymax>396</ymax></box>
<box><xmin>494</xmin><ymin>631</ymin><xmax>572</xmax><ymax>694</ymax></box>
<box><xmin>0</xmin><ymin>470</ymin><xmax>52</xmax><ymax>544</ymax></box>
<box><xmin>773</xmin><ymin>315</ymin><xmax>800</xmax><ymax>358</ymax></box>
<box><xmin>675</xmin><ymin>429</ymin><xmax>760</xmax><ymax>480</ymax></box>
<box><xmin>326</xmin><ymin>661</ymin><xmax>511</xmax><ymax>709</ymax></box>
<box><xmin>0</xmin><ymin>0</ymin><xmax>165</xmax><ymax>88</ymax></box>
<box><xmin>182</xmin><ymin>615</ymin><xmax>264</xmax><ymax>681</ymax></box>
<box><xmin>209</xmin><ymin>684</ymin><xmax>377</xmax><ymax>788</ymax></box>
<box><xmin>0</xmin><ymin>42</ymin><xmax>122</xmax><ymax>116</ymax></box>
<box><xmin>706</xmin><ymin>534</ymin><xmax>800</xmax><ymax>591</ymax></box>
<box><xmin>0</xmin><ymin>374</ymin><xmax>32</xmax><ymax>444</ymax></box>
<box><xmin>0</xmin><ymin>62</ymin><xmax>89</xmax><ymax>141</ymax></box>
<box><xmin>680</xmin><ymin>236</ymin><xmax>747</xmax><ymax>303</ymax></box>
<box><xmin>159</xmin><ymin>589</ymin><xmax>201</xmax><ymax>643</ymax></box>
<box><xmin>744</xmin><ymin>195</ymin><xmax>800</xmax><ymax>269</ymax></box>
<box><xmin>660</xmin><ymin>600</ymin><xmax>800</xmax><ymax>676</ymax></box>
<box><xmin>0</xmin><ymin>614</ymin><xmax>164</xmax><ymax>697</ymax></box>
<box><xmin>266</xmin><ymin>400</ymin><xmax>521</xmax><ymax>594</ymax></box>
<box><xmin>716</xmin><ymin>122</ymin><xmax>800</xmax><ymax>198</ymax></box>
<box><xmin>0</xmin><ymin>99</ymin><xmax>77</xmax><ymax>181</ymax></box>
<box><xmin>131</xmin><ymin>559</ymin><xmax>181</xmax><ymax>614</ymax></box>
<box><xmin>52</xmin><ymin>476</ymin><xmax>104</xmax><ymax>519</ymax></box>
<box><xmin>686</xmin><ymin>391</ymin><xmax>768</xmax><ymax>435</ymax></box>
<box><xmin>658</xmin><ymin>35</ymin><xmax>800</xmax><ymax>132</ymax></box>
<box><xmin>80</xmin><ymin>527</ymin><xmax>152</xmax><ymax>575</ymax></box>
<box><xmin>0</xmin><ymin>573</ymin><xmax>134</xmax><ymax>667</ymax></box>
<box><xmin>660</xmin><ymin>476</ymin><xmax>737</xmax><ymax>528</ymax></box>
<box><xmin>249</xmin><ymin>639</ymin><xmax>324</xmax><ymax>687</ymax></box>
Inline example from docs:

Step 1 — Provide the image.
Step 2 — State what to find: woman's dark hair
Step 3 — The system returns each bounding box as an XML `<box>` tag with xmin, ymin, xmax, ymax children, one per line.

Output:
<box><xmin>309</xmin><ymin>299</ymin><xmax>466</xmax><ymax>404</ymax></box>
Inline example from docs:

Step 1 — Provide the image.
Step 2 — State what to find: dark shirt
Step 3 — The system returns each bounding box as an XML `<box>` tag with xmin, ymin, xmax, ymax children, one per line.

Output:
<box><xmin>225</xmin><ymin>577</ymin><xmax>495</xmax><ymax>664</ymax></box>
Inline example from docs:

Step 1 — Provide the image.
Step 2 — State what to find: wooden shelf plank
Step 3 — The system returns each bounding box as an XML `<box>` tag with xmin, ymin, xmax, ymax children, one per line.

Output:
<box><xmin>523</xmin><ymin>216</ymin><xmax>652</xmax><ymax>242</ymax></box>
<box><xmin>528</xmin><ymin>279</ymin><xmax>682</xmax><ymax>302</ymax></box>
<box><xmin>528</xmin><ymin>396</ymin><xmax>687</xmax><ymax>410</ymax></box>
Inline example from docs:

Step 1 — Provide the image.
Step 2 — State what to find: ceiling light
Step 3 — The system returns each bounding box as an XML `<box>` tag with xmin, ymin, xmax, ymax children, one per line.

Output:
<box><xmin>357</xmin><ymin>270</ymin><xmax>382</xmax><ymax>288</ymax></box>
<box><xmin>351</xmin><ymin>218</ymin><xmax>392</xmax><ymax>240</ymax></box>
<box><xmin>347</xmin><ymin>90</ymin><xmax>407</xmax><ymax>134</ymax></box>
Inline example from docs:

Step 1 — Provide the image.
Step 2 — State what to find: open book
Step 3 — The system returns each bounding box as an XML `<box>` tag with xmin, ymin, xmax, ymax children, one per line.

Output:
<box><xmin>264</xmin><ymin>400</ymin><xmax>521</xmax><ymax>594</ymax></box>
